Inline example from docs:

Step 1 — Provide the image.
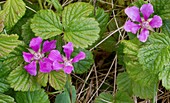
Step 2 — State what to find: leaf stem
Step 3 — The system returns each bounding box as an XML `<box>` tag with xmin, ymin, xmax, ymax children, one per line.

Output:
<box><xmin>38</xmin><ymin>0</ymin><xmax>43</xmax><ymax>9</ymax></box>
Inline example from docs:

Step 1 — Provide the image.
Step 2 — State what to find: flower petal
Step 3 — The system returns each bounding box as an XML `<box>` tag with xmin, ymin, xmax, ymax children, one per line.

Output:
<box><xmin>140</xmin><ymin>3</ymin><xmax>154</xmax><ymax>20</ymax></box>
<box><xmin>48</xmin><ymin>50</ymin><xmax>63</xmax><ymax>62</ymax></box>
<box><xmin>24</xmin><ymin>61</ymin><xmax>37</xmax><ymax>76</ymax></box>
<box><xmin>137</xmin><ymin>29</ymin><xmax>149</xmax><ymax>42</ymax></box>
<box><xmin>125</xmin><ymin>6</ymin><xmax>141</xmax><ymax>22</ymax></box>
<box><xmin>53</xmin><ymin>60</ymin><xmax>64</xmax><ymax>71</ymax></box>
<box><xmin>63</xmin><ymin>42</ymin><xmax>73</xmax><ymax>60</ymax></box>
<box><xmin>23</xmin><ymin>52</ymin><xmax>34</xmax><ymax>63</ymax></box>
<box><xmin>149</xmin><ymin>15</ymin><xmax>162</xmax><ymax>28</ymax></box>
<box><xmin>72</xmin><ymin>51</ymin><xmax>86</xmax><ymax>63</ymax></box>
<box><xmin>124</xmin><ymin>20</ymin><xmax>141</xmax><ymax>34</ymax></box>
<box><xmin>42</xmin><ymin>40</ymin><xmax>56</xmax><ymax>53</ymax></box>
<box><xmin>63</xmin><ymin>66</ymin><xmax>73</xmax><ymax>74</ymax></box>
<box><xmin>29</xmin><ymin>37</ymin><xmax>43</xmax><ymax>52</ymax></box>
<box><xmin>39</xmin><ymin>58</ymin><xmax>53</xmax><ymax>73</ymax></box>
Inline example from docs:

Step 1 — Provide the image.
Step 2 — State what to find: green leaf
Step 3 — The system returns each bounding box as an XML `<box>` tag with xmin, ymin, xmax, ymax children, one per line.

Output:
<box><xmin>126</xmin><ymin>61</ymin><xmax>158</xmax><ymax>99</ymax></box>
<box><xmin>49</xmin><ymin>71</ymin><xmax>66</xmax><ymax>90</ymax></box>
<box><xmin>55</xmin><ymin>83</ymin><xmax>76</xmax><ymax>103</ymax></box>
<box><xmin>72</xmin><ymin>48</ymin><xmax>94</xmax><ymax>74</ymax></box>
<box><xmin>159</xmin><ymin>64</ymin><xmax>170</xmax><ymax>89</ymax></box>
<box><xmin>9</xmin><ymin>1</ymin><xmax>39</xmax><ymax>36</ymax></box>
<box><xmin>0</xmin><ymin>34</ymin><xmax>20</xmax><ymax>58</ymax></box>
<box><xmin>2</xmin><ymin>0</ymin><xmax>26</xmax><ymax>30</ymax></box>
<box><xmin>120</xmin><ymin>38</ymin><xmax>141</xmax><ymax>64</ymax></box>
<box><xmin>62</xmin><ymin>2</ymin><xmax>100</xmax><ymax>48</ymax></box>
<box><xmin>37</xmin><ymin>72</ymin><xmax>48</xmax><ymax>87</ymax></box>
<box><xmin>132</xmin><ymin>0</ymin><xmax>147</xmax><ymax>7</ymax></box>
<box><xmin>113</xmin><ymin>91</ymin><xmax>133</xmax><ymax>103</ymax></box>
<box><xmin>0</xmin><ymin>78</ymin><xmax>10</xmax><ymax>93</ymax></box>
<box><xmin>62</xmin><ymin>2</ymin><xmax>93</xmax><ymax>26</ymax></box>
<box><xmin>7</xmin><ymin>65</ymin><xmax>41</xmax><ymax>91</ymax></box>
<box><xmin>47</xmin><ymin>0</ymin><xmax>62</xmax><ymax>12</ymax></box>
<box><xmin>116</xmin><ymin>72</ymin><xmax>133</xmax><ymax>96</ymax></box>
<box><xmin>22</xmin><ymin>19</ymin><xmax>35</xmax><ymax>44</ymax></box>
<box><xmin>162</xmin><ymin>19</ymin><xmax>170</xmax><ymax>37</ymax></box>
<box><xmin>16</xmin><ymin>89</ymin><xmax>50</xmax><ymax>103</ymax></box>
<box><xmin>94</xmin><ymin>8</ymin><xmax>109</xmax><ymax>35</ymax></box>
<box><xmin>31</xmin><ymin>10</ymin><xmax>63</xmax><ymax>39</ymax></box>
<box><xmin>0</xmin><ymin>93</ymin><xmax>15</xmax><ymax>103</ymax></box>
<box><xmin>65</xmin><ymin>81</ymin><xmax>76</xmax><ymax>103</ymax></box>
<box><xmin>94</xmin><ymin>92</ymin><xmax>114</xmax><ymax>103</ymax></box>
<box><xmin>3</xmin><ymin>42</ymin><xmax>27</xmax><ymax>68</ymax></box>
<box><xmin>0</xmin><ymin>63</ymin><xmax>11</xmax><ymax>93</ymax></box>
<box><xmin>64</xmin><ymin>17</ymin><xmax>100</xmax><ymax>48</ymax></box>
<box><xmin>55</xmin><ymin>90</ymin><xmax>71</xmax><ymax>103</ymax></box>
<box><xmin>151</xmin><ymin>0</ymin><xmax>170</xmax><ymax>19</ymax></box>
<box><xmin>138</xmin><ymin>33</ymin><xmax>170</xmax><ymax>73</ymax></box>
<box><xmin>3</xmin><ymin>43</ymin><xmax>26</xmax><ymax>69</ymax></box>
<box><xmin>0</xmin><ymin>11</ymin><xmax>4</xmax><ymax>32</ymax></box>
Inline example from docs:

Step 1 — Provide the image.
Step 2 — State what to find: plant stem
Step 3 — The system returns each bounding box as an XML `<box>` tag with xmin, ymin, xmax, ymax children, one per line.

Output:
<box><xmin>38</xmin><ymin>0</ymin><xmax>43</xmax><ymax>9</ymax></box>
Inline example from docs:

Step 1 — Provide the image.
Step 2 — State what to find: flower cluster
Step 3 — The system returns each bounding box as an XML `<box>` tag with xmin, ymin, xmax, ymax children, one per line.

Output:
<box><xmin>124</xmin><ymin>3</ymin><xmax>162</xmax><ymax>42</ymax></box>
<box><xmin>23</xmin><ymin>37</ymin><xmax>86</xmax><ymax>76</ymax></box>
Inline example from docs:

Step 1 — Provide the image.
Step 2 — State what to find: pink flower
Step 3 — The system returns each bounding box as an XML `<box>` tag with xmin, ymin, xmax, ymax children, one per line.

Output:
<box><xmin>23</xmin><ymin>37</ymin><xmax>56</xmax><ymax>76</ymax></box>
<box><xmin>124</xmin><ymin>3</ymin><xmax>162</xmax><ymax>42</ymax></box>
<box><xmin>48</xmin><ymin>42</ymin><xmax>86</xmax><ymax>74</ymax></box>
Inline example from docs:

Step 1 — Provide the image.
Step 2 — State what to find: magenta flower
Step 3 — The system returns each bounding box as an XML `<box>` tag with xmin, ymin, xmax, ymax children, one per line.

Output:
<box><xmin>23</xmin><ymin>37</ymin><xmax>56</xmax><ymax>76</ymax></box>
<box><xmin>124</xmin><ymin>3</ymin><xmax>162</xmax><ymax>42</ymax></box>
<box><xmin>48</xmin><ymin>42</ymin><xmax>86</xmax><ymax>74</ymax></box>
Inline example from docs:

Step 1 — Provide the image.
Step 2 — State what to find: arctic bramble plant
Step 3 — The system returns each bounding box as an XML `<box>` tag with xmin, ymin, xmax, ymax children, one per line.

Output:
<box><xmin>48</xmin><ymin>42</ymin><xmax>86</xmax><ymax>74</ymax></box>
<box><xmin>124</xmin><ymin>3</ymin><xmax>162</xmax><ymax>42</ymax></box>
<box><xmin>23</xmin><ymin>37</ymin><xmax>56</xmax><ymax>76</ymax></box>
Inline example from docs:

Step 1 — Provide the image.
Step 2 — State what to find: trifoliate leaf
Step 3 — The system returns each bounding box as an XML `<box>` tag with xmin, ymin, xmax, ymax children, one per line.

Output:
<box><xmin>7</xmin><ymin>65</ymin><xmax>41</xmax><ymax>91</ymax></box>
<box><xmin>113</xmin><ymin>91</ymin><xmax>133</xmax><ymax>103</ymax></box>
<box><xmin>16</xmin><ymin>89</ymin><xmax>50</xmax><ymax>103</ymax></box>
<box><xmin>22</xmin><ymin>20</ymin><xmax>35</xmax><ymax>44</ymax></box>
<box><xmin>138</xmin><ymin>33</ymin><xmax>170</xmax><ymax>73</ymax></box>
<box><xmin>3</xmin><ymin>43</ymin><xmax>26</xmax><ymax>69</ymax></box>
<box><xmin>116</xmin><ymin>72</ymin><xmax>133</xmax><ymax>96</ymax></box>
<box><xmin>62</xmin><ymin>2</ymin><xmax>93</xmax><ymax>26</ymax></box>
<box><xmin>159</xmin><ymin>64</ymin><xmax>170</xmax><ymax>89</ymax></box>
<box><xmin>0</xmin><ymin>94</ymin><xmax>15</xmax><ymax>103</ymax></box>
<box><xmin>94</xmin><ymin>92</ymin><xmax>114</xmax><ymax>103</ymax></box>
<box><xmin>72</xmin><ymin>48</ymin><xmax>94</xmax><ymax>74</ymax></box>
<box><xmin>0</xmin><ymin>34</ymin><xmax>20</xmax><ymax>58</ymax></box>
<box><xmin>2</xmin><ymin>0</ymin><xmax>26</xmax><ymax>30</ymax></box>
<box><xmin>31</xmin><ymin>10</ymin><xmax>63</xmax><ymax>39</ymax></box>
<box><xmin>49</xmin><ymin>71</ymin><xmax>66</xmax><ymax>90</ymax></box>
